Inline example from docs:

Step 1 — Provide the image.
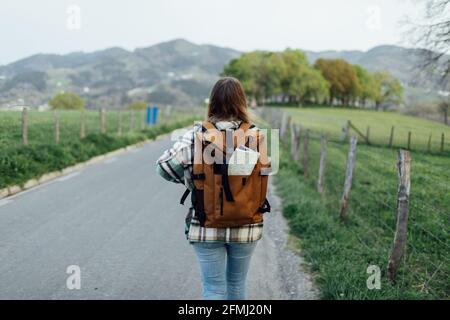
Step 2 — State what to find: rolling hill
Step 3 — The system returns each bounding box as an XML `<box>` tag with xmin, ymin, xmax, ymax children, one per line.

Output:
<box><xmin>0</xmin><ymin>39</ymin><xmax>241</xmax><ymax>109</ymax></box>
<box><xmin>0</xmin><ymin>39</ymin><xmax>444</xmax><ymax>110</ymax></box>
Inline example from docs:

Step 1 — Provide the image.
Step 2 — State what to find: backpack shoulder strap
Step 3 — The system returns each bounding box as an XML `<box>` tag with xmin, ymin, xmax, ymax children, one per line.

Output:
<box><xmin>238</xmin><ymin>122</ymin><xmax>252</xmax><ymax>132</ymax></box>
<box><xmin>202</xmin><ymin>121</ymin><xmax>217</xmax><ymax>132</ymax></box>
<box><xmin>238</xmin><ymin>122</ymin><xmax>260</xmax><ymax>151</ymax></box>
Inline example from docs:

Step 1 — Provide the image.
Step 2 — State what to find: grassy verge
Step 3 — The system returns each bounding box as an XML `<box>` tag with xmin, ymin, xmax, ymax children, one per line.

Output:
<box><xmin>0</xmin><ymin>110</ymin><xmax>193</xmax><ymax>148</ymax></box>
<box><xmin>0</xmin><ymin>117</ymin><xmax>198</xmax><ymax>189</ymax></box>
<box><xmin>275</xmin><ymin>138</ymin><xmax>449</xmax><ymax>299</ymax></box>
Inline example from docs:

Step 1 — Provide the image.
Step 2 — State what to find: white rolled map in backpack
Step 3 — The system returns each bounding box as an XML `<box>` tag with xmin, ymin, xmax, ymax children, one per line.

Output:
<box><xmin>228</xmin><ymin>145</ymin><xmax>260</xmax><ymax>176</ymax></box>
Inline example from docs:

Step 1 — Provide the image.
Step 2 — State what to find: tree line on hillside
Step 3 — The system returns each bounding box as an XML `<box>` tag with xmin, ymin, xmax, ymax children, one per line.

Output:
<box><xmin>48</xmin><ymin>92</ymin><xmax>153</xmax><ymax>111</ymax></box>
<box><xmin>222</xmin><ymin>49</ymin><xmax>403</xmax><ymax>110</ymax></box>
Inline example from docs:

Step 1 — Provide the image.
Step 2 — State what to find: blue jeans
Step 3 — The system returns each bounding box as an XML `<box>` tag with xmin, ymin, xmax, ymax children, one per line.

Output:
<box><xmin>192</xmin><ymin>241</ymin><xmax>258</xmax><ymax>300</ymax></box>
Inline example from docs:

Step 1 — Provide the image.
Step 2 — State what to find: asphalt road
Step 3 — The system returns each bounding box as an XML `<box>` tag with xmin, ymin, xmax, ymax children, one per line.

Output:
<box><xmin>0</xmin><ymin>135</ymin><xmax>317</xmax><ymax>299</ymax></box>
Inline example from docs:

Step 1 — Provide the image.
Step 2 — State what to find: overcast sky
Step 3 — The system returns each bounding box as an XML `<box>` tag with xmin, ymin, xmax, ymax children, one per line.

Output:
<box><xmin>0</xmin><ymin>0</ymin><xmax>421</xmax><ymax>65</ymax></box>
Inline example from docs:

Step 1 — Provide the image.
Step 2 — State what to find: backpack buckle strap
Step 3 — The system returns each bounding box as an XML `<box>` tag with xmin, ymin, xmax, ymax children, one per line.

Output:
<box><xmin>213</xmin><ymin>163</ymin><xmax>222</xmax><ymax>174</ymax></box>
<box><xmin>192</xmin><ymin>189</ymin><xmax>206</xmax><ymax>227</ymax></box>
<box><xmin>258</xmin><ymin>198</ymin><xmax>271</xmax><ymax>213</ymax></box>
<box><xmin>180</xmin><ymin>189</ymin><xmax>191</xmax><ymax>205</ymax></box>
<box><xmin>193</xmin><ymin>131</ymin><xmax>206</xmax><ymax>189</ymax></box>
<box><xmin>197</xmin><ymin>210</ymin><xmax>206</xmax><ymax>227</ymax></box>
<box><xmin>260</xmin><ymin>167</ymin><xmax>272</xmax><ymax>175</ymax></box>
<box><xmin>211</xmin><ymin>163</ymin><xmax>234</xmax><ymax>202</ymax></box>
<box><xmin>221</xmin><ymin>164</ymin><xmax>234</xmax><ymax>202</ymax></box>
<box><xmin>192</xmin><ymin>173</ymin><xmax>205</xmax><ymax>180</ymax></box>
<box><xmin>220</xmin><ymin>152</ymin><xmax>234</xmax><ymax>202</ymax></box>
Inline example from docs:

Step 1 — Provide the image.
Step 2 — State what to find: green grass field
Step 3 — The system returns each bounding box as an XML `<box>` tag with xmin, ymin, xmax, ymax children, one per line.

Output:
<box><xmin>0</xmin><ymin>109</ymin><xmax>195</xmax><ymax>149</ymax></box>
<box><xmin>281</xmin><ymin>107</ymin><xmax>450</xmax><ymax>153</ymax></box>
<box><xmin>262</xmin><ymin>107</ymin><xmax>450</xmax><ymax>299</ymax></box>
<box><xmin>0</xmin><ymin>109</ymin><xmax>201</xmax><ymax>189</ymax></box>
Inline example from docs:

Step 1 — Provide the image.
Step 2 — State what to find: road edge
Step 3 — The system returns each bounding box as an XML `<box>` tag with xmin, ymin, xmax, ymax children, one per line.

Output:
<box><xmin>0</xmin><ymin>132</ymin><xmax>172</xmax><ymax>200</ymax></box>
<box><xmin>264</xmin><ymin>180</ymin><xmax>319</xmax><ymax>299</ymax></box>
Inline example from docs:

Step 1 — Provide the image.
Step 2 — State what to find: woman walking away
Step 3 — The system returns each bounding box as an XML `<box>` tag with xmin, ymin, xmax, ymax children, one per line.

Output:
<box><xmin>156</xmin><ymin>77</ymin><xmax>271</xmax><ymax>300</ymax></box>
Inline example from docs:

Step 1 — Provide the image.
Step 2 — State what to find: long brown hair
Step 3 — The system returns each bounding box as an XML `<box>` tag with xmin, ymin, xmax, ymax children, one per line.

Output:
<box><xmin>207</xmin><ymin>77</ymin><xmax>250</xmax><ymax>123</ymax></box>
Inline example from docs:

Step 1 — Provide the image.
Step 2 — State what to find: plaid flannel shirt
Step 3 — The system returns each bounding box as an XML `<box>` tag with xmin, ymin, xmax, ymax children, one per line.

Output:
<box><xmin>156</xmin><ymin>120</ymin><xmax>264</xmax><ymax>243</ymax></box>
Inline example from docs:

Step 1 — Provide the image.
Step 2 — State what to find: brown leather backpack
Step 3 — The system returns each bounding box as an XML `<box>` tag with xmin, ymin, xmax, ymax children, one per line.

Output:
<box><xmin>180</xmin><ymin>121</ymin><xmax>271</xmax><ymax>228</ymax></box>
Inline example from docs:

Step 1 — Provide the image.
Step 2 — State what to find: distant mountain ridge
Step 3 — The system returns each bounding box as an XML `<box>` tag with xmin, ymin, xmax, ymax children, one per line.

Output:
<box><xmin>0</xmin><ymin>39</ymin><xmax>442</xmax><ymax>109</ymax></box>
<box><xmin>0</xmin><ymin>39</ymin><xmax>241</xmax><ymax>109</ymax></box>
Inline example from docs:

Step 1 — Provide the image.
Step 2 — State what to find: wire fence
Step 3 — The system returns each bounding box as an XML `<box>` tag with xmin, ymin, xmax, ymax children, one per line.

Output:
<box><xmin>258</xmin><ymin>107</ymin><xmax>449</xmax><ymax>298</ymax></box>
<box><xmin>263</xmin><ymin>107</ymin><xmax>450</xmax><ymax>155</ymax></box>
<box><xmin>0</xmin><ymin>106</ymin><xmax>204</xmax><ymax>149</ymax></box>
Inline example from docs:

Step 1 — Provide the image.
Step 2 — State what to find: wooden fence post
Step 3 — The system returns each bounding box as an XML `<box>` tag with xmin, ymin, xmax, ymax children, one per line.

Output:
<box><xmin>264</xmin><ymin>108</ymin><xmax>270</xmax><ymax>125</ymax></box>
<box><xmin>54</xmin><ymin>111</ymin><xmax>60</xmax><ymax>144</ymax></box>
<box><xmin>388</xmin><ymin>126</ymin><xmax>395</xmax><ymax>148</ymax></box>
<box><xmin>302</xmin><ymin>129</ymin><xmax>310</xmax><ymax>177</ymax></box>
<box><xmin>407</xmin><ymin>131</ymin><xmax>412</xmax><ymax>150</ymax></box>
<box><xmin>387</xmin><ymin>149</ymin><xmax>411</xmax><ymax>281</ymax></box>
<box><xmin>339</xmin><ymin>136</ymin><xmax>358</xmax><ymax>222</ymax></box>
<box><xmin>341</xmin><ymin>120</ymin><xmax>350</xmax><ymax>142</ymax></box>
<box><xmin>290</xmin><ymin>123</ymin><xmax>301</xmax><ymax>161</ymax></box>
<box><xmin>129</xmin><ymin>110</ymin><xmax>135</xmax><ymax>132</ymax></box>
<box><xmin>100</xmin><ymin>108</ymin><xmax>106</xmax><ymax>134</ymax></box>
<box><xmin>22</xmin><ymin>107</ymin><xmax>28</xmax><ymax>145</ymax></box>
<box><xmin>427</xmin><ymin>133</ymin><xmax>432</xmax><ymax>153</ymax></box>
<box><xmin>118</xmin><ymin>110</ymin><xmax>123</xmax><ymax>136</ymax></box>
<box><xmin>268</xmin><ymin>108</ymin><xmax>275</xmax><ymax>127</ymax></box>
<box><xmin>276</xmin><ymin>110</ymin><xmax>283</xmax><ymax>129</ymax></box>
<box><xmin>441</xmin><ymin>133</ymin><xmax>445</xmax><ymax>153</ymax></box>
<box><xmin>317</xmin><ymin>134</ymin><xmax>328</xmax><ymax>193</ymax></box>
<box><xmin>272</xmin><ymin>109</ymin><xmax>280</xmax><ymax>129</ymax></box>
<box><xmin>280</xmin><ymin>114</ymin><xmax>291</xmax><ymax>142</ymax></box>
<box><xmin>80</xmin><ymin>111</ymin><xmax>85</xmax><ymax>139</ymax></box>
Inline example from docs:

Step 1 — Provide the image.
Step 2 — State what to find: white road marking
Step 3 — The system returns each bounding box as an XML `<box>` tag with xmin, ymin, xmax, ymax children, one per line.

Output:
<box><xmin>104</xmin><ymin>157</ymin><xmax>118</xmax><ymax>164</ymax></box>
<box><xmin>0</xmin><ymin>199</ymin><xmax>12</xmax><ymax>207</ymax></box>
<box><xmin>56</xmin><ymin>172</ymin><xmax>80</xmax><ymax>182</ymax></box>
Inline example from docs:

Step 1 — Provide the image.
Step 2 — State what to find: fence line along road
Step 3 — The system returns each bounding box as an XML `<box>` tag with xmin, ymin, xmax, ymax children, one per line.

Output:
<box><xmin>260</xmin><ymin>108</ymin><xmax>448</xmax><ymax>290</ymax></box>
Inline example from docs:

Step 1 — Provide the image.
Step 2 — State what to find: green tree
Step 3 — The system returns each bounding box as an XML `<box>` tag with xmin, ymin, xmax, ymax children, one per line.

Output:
<box><xmin>314</xmin><ymin>59</ymin><xmax>360</xmax><ymax>106</ymax></box>
<box><xmin>353</xmin><ymin>65</ymin><xmax>377</xmax><ymax>107</ymax></box>
<box><xmin>288</xmin><ymin>67</ymin><xmax>330</xmax><ymax>105</ymax></box>
<box><xmin>223</xmin><ymin>51</ymin><xmax>282</xmax><ymax>104</ymax></box>
<box><xmin>373</xmin><ymin>72</ymin><xmax>403</xmax><ymax>110</ymax></box>
<box><xmin>279</xmin><ymin>49</ymin><xmax>309</xmax><ymax>102</ymax></box>
<box><xmin>49</xmin><ymin>92</ymin><xmax>85</xmax><ymax>110</ymax></box>
<box><xmin>128</xmin><ymin>101</ymin><xmax>147</xmax><ymax>110</ymax></box>
<box><xmin>262</xmin><ymin>52</ymin><xmax>285</xmax><ymax>99</ymax></box>
<box><xmin>223</xmin><ymin>55</ymin><xmax>258</xmax><ymax>99</ymax></box>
